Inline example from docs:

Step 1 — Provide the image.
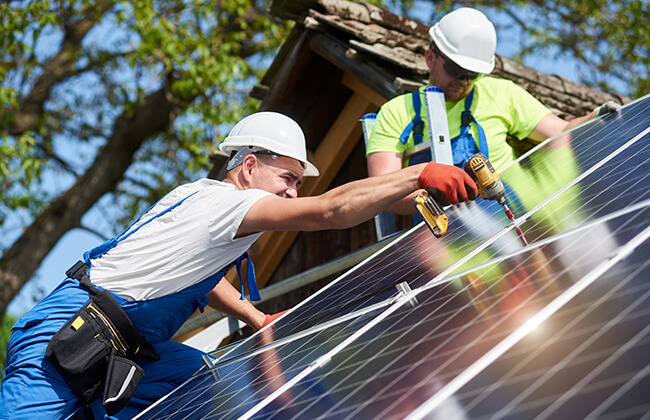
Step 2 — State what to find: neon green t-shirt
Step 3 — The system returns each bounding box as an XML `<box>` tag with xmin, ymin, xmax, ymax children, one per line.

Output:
<box><xmin>366</xmin><ymin>77</ymin><xmax>551</xmax><ymax>171</ymax></box>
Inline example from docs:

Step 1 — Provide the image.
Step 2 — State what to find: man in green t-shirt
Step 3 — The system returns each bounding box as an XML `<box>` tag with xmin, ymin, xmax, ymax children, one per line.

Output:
<box><xmin>366</xmin><ymin>7</ymin><xmax>618</xmax><ymax>215</ymax></box>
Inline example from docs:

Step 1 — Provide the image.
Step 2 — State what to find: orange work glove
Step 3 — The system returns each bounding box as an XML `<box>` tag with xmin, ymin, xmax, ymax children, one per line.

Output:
<box><xmin>418</xmin><ymin>162</ymin><xmax>478</xmax><ymax>206</ymax></box>
<box><xmin>261</xmin><ymin>309</ymin><xmax>290</xmax><ymax>329</ymax></box>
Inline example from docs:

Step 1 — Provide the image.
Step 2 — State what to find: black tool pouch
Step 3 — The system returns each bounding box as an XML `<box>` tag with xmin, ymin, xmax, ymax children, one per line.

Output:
<box><xmin>46</xmin><ymin>300</ymin><xmax>114</xmax><ymax>403</ymax></box>
<box><xmin>103</xmin><ymin>351</ymin><xmax>144</xmax><ymax>415</ymax></box>
<box><xmin>46</xmin><ymin>261</ymin><xmax>159</xmax><ymax>413</ymax></box>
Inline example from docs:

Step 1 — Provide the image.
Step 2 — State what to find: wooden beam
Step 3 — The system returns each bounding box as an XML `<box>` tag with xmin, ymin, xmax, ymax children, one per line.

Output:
<box><xmin>309</xmin><ymin>31</ymin><xmax>399</xmax><ymax>100</ymax></box>
<box><xmin>341</xmin><ymin>72</ymin><xmax>386</xmax><ymax>107</ymax></box>
<box><xmin>247</xmin><ymin>90</ymin><xmax>376</xmax><ymax>291</ymax></box>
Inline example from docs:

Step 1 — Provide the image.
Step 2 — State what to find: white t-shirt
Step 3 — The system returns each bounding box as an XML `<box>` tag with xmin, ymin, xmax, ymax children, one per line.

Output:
<box><xmin>89</xmin><ymin>179</ymin><xmax>271</xmax><ymax>301</ymax></box>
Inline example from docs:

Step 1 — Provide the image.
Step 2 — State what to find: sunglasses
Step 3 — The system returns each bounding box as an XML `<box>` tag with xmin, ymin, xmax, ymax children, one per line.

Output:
<box><xmin>433</xmin><ymin>50</ymin><xmax>482</xmax><ymax>82</ymax></box>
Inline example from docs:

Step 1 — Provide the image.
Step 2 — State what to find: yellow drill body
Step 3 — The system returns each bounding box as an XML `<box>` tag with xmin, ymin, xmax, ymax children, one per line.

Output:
<box><xmin>464</xmin><ymin>153</ymin><xmax>506</xmax><ymax>205</ymax></box>
<box><xmin>414</xmin><ymin>189</ymin><xmax>448</xmax><ymax>237</ymax></box>
<box><xmin>414</xmin><ymin>153</ymin><xmax>529</xmax><ymax>244</ymax></box>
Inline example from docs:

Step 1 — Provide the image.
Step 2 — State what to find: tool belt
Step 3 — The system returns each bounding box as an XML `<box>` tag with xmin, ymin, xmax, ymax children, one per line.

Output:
<box><xmin>46</xmin><ymin>261</ymin><xmax>160</xmax><ymax>415</ymax></box>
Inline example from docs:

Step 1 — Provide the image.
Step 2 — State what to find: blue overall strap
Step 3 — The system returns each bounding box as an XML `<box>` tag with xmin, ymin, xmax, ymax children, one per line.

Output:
<box><xmin>235</xmin><ymin>252</ymin><xmax>261</xmax><ymax>301</ymax></box>
<box><xmin>399</xmin><ymin>91</ymin><xmax>424</xmax><ymax>145</ymax></box>
<box><xmin>463</xmin><ymin>88</ymin><xmax>489</xmax><ymax>158</ymax></box>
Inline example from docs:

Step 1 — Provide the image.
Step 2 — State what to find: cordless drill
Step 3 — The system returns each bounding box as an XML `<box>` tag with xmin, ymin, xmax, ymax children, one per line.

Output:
<box><xmin>463</xmin><ymin>153</ymin><xmax>509</xmax><ymax>213</ymax></box>
<box><xmin>414</xmin><ymin>153</ymin><xmax>528</xmax><ymax>245</ymax></box>
<box><xmin>413</xmin><ymin>188</ymin><xmax>449</xmax><ymax>237</ymax></box>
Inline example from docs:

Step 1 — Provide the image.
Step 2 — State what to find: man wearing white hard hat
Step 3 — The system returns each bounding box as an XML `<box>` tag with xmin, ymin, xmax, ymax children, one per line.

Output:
<box><xmin>1</xmin><ymin>111</ymin><xmax>477</xmax><ymax>418</ymax></box>
<box><xmin>366</xmin><ymin>7</ymin><xmax>620</xmax><ymax>215</ymax></box>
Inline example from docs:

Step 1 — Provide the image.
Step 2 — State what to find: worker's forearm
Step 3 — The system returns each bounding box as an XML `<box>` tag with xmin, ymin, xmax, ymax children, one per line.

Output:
<box><xmin>565</xmin><ymin>113</ymin><xmax>592</xmax><ymax>131</ymax></box>
<box><xmin>386</xmin><ymin>191</ymin><xmax>420</xmax><ymax>215</ymax></box>
<box><xmin>240</xmin><ymin>163</ymin><xmax>433</xmax><ymax>235</ymax></box>
<box><xmin>319</xmin><ymin>164</ymin><xmax>423</xmax><ymax>228</ymax></box>
<box><xmin>366</xmin><ymin>152</ymin><xmax>418</xmax><ymax>214</ymax></box>
<box><xmin>206</xmin><ymin>279</ymin><xmax>266</xmax><ymax>330</ymax></box>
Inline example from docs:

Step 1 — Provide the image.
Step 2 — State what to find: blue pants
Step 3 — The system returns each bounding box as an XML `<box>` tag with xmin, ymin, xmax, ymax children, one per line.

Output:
<box><xmin>0</xmin><ymin>279</ymin><xmax>206</xmax><ymax>419</ymax></box>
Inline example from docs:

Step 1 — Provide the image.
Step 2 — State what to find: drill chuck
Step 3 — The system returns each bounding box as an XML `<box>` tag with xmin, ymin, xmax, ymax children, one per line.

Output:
<box><xmin>464</xmin><ymin>153</ymin><xmax>528</xmax><ymax>245</ymax></box>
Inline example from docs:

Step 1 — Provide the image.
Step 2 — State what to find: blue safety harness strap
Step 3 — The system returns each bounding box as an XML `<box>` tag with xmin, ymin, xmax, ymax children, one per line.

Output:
<box><xmin>402</xmin><ymin>91</ymin><xmax>433</xmax><ymax>165</ymax></box>
<box><xmin>462</xmin><ymin>88</ymin><xmax>489</xmax><ymax>156</ymax></box>
<box><xmin>401</xmin><ymin>88</ymin><xmax>489</xmax><ymax>168</ymax></box>
<box><xmin>450</xmin><ymin>87</ymin><xmax>489</xmax><ymax>168</ymax></box>
<box><xmin>399</xmin><ymin>91</ymin><xmax>425</xmax><ymax>145</ymax></box>
<box><xmin>235</xmin><ymin>252</ymin><xmax>261</xmax><ymax>301</ymax></box>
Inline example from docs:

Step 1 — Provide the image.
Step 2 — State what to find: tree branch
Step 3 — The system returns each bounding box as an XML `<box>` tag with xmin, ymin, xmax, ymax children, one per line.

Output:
<box><xmin>0</xmin><ymin>79</ymin><xmax>194</xmax><ymax>315</ymax></box>
<box><xmin>7</xmin><ymin>0</ymin><xmax>117</xmax><ymax>135</ymax></box>
<box><xmin>77</xmin><ymin>224</ymin><xmax>109</xmax><ymax>242</ymax></box>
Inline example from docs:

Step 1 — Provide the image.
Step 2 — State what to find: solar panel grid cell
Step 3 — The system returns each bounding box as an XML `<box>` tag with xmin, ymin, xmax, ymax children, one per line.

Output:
<box><xmin>454</xmin><ymin>252</ymin><xmax>650</xmax><ymax>419</ymax></box>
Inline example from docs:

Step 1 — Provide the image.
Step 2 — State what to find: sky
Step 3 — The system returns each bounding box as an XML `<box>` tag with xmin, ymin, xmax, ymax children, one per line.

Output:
<box><xmin>5</xmin><ymin>6</ymin><xmax>596</xmax><ymax>318</ymax></box>
<box><xmin>7</xmin><ymin>229</ymin><xmax>104</xmax><ymax>316</ymax></box>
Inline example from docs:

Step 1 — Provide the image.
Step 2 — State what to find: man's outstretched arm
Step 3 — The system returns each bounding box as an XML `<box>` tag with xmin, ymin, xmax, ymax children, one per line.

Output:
<box><xmin>366</xmin><ymin>151</ymin><xmax>419</xmax><ymax>214</ymax></box>
<box><xmin>239</xmin><ymin>161</ymin><xmax>477</xmax><ymax>236</ymax></box>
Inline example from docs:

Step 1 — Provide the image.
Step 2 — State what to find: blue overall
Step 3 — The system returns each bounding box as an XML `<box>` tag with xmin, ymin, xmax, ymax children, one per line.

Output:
<box><xmin>400</xmin><ymin>88</ymin><xmax>488</xmax><ymax>168</ymax></box>
<box><xmin>400</xmin><ymin>88</ymin><xmax>525</xmax><ymax>218</ymax></box>
<box><xmin>1</xmin><ymin>191</ymin><xmax>259</xmax><ymax>419</ymax></box>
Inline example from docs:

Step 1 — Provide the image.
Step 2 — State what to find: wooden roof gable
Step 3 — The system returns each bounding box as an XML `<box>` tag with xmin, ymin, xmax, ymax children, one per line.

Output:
<box><xmin>218</xmin><ymin>0</ymin><xmax>628</xmax><ymax>308</ymax></box>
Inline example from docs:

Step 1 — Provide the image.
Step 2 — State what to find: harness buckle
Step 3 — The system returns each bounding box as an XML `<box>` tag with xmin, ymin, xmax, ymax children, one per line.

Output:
<box><xmin>461</xmin><ymin>111</ymin><xmax>472</xmax><ymax>127</ymax></box>
<box><xmin>413</xmin><ymin>121</ymin><xmax>425</xmax><ymax>135</ymax></box>
<box><xmin>66</xmin><ymin>260</ymin><xmax>89</xmax><ymax>280</ymax></box>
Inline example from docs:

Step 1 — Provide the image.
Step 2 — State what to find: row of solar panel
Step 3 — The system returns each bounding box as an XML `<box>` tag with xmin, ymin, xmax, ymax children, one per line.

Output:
<box><xmin>136</xmin><ymin>95</ymin><xmax>650</xmax><ymax>419</ymax></box>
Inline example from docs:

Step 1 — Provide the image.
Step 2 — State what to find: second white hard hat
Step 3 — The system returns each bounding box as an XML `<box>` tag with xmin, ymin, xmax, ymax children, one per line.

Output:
<box><xmin>219</xmin><ymin>111</ymin><xmax>319</xmax><ymax>176</ymax></box>
<box><xmin>429</xmin><ymin>8</ymin><xmax>497</xmax><ymax>74</ymax></box>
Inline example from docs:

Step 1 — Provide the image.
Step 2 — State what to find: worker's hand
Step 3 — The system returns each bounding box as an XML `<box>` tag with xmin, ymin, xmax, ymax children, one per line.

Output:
<box><xmin>261</xmin><ymin>309</ymin><xmax>290</xmax><ymax>329</ymax></box>
<box><xmin>418</xmin><ymin>162</ymin><xmax>478</xmax><ymax>206</ymax></box>
<box><xmin>593</xmin><ymin>101</ymin><xmax>621</xmax><ymax>118</ymax></box>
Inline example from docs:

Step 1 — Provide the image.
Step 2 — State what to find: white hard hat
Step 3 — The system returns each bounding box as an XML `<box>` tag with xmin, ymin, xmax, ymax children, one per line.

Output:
<box><xmin>219</xmin><ymin>112</ymin><xmax>319</xmax><ymax>176</ymax></box>
<box><xmin>429</xmin><ymin>8</ymin><xmax>497</xmax><ymax>74</ymax></box>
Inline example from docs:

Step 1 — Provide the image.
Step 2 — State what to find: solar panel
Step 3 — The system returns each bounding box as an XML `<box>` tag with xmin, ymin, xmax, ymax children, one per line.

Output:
<box><xmin>137</xmin><ymin>306</ymin><xmax>389</xmax><ymax>418</ymax></box>
<box><xmin>222</xmin><ymin>96</ymin><xmax>650</xmax><ymax>358</ymax></box>
<box><xmin>135</xmin><ymin>95</ymin><xmax>650</xmax><ymax>419</ymax></box>
<box><xmin>450</xmin><ymin>247</ymin><xmax>650</xmax><ymax>420</ymax></box>
<box><xmin>256</xmin><ymin>207</ymin><xmax>650</xmax><ymax>419</ymax></box>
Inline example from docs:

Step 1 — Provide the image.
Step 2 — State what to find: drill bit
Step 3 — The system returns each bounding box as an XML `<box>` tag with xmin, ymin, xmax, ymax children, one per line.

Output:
<box><xmin>500</xmin><ymin>200</ymin><xmax>528</xmax><ymax>246</ymax></box>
